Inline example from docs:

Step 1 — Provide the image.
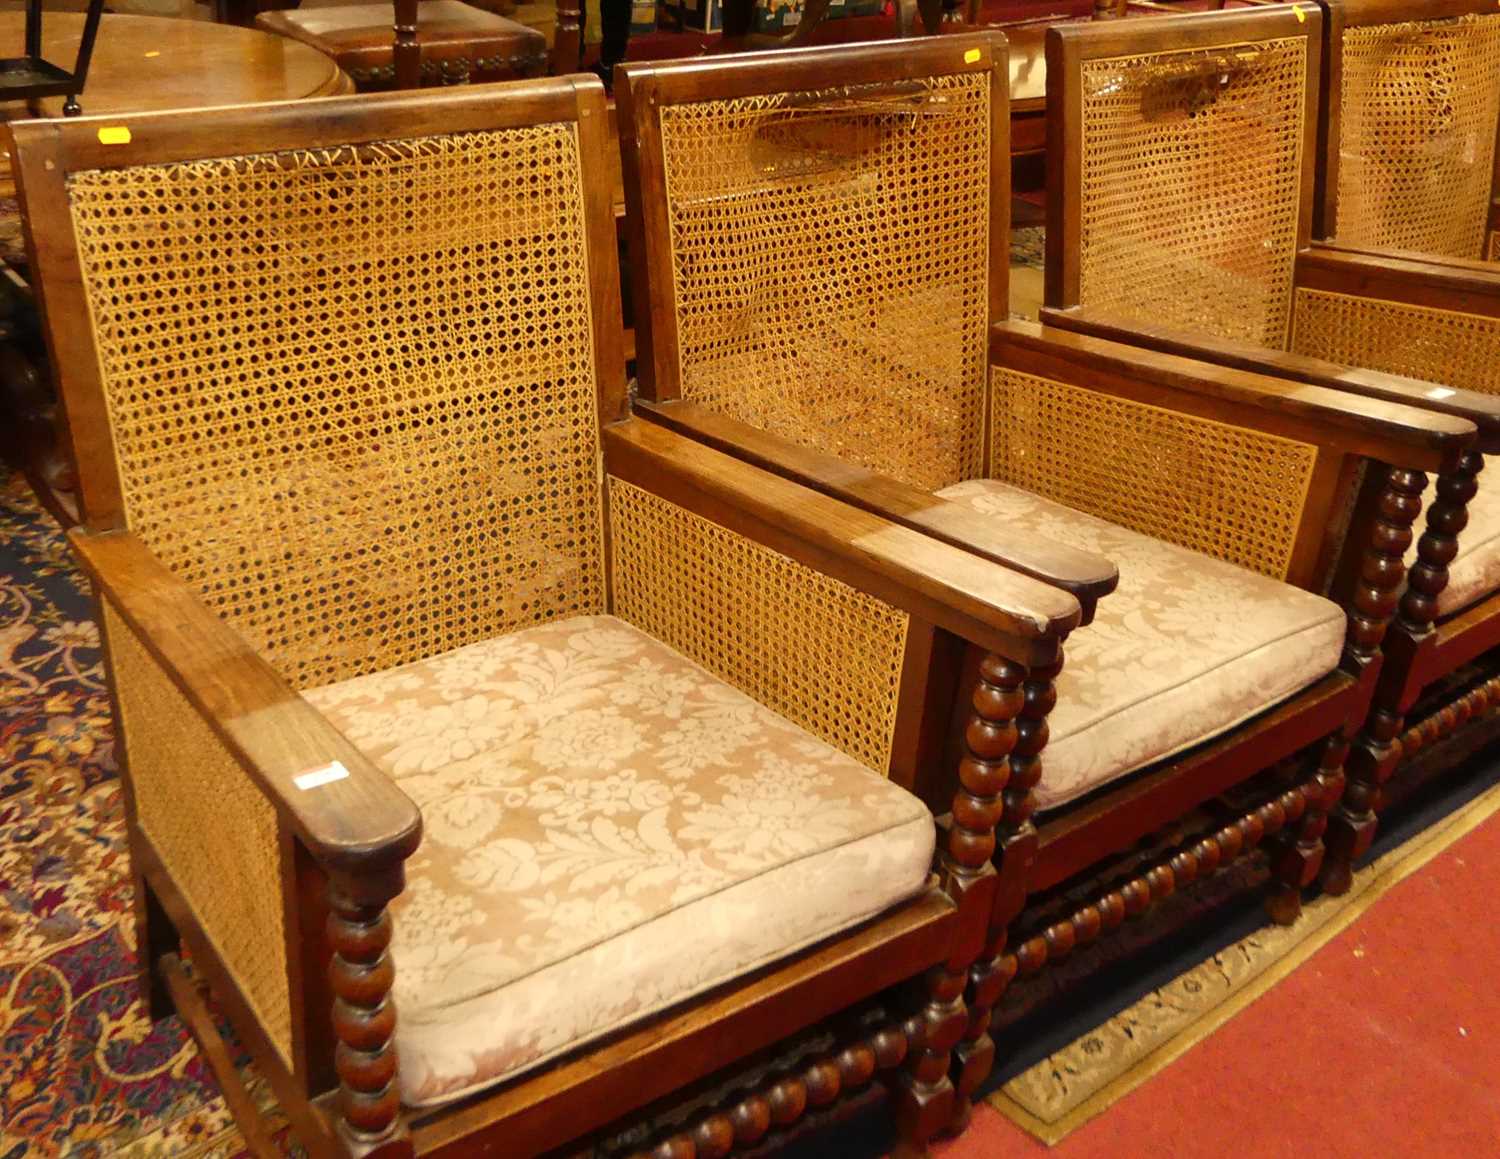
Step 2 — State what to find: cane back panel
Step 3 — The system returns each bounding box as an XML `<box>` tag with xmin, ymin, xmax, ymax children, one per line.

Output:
<box><xmin>607</xmin><ymin>479</ymin><xmax>910</xmax><ymax>772</ymax></box>
<box><xmin>101</xmin><ymin>600</ymin><xmax>293</xmax><ymax>1062</ymax></box>
<box><xmin>655</xmin><ymin>74</ymin><xmax>992</xmax><ymax>492</ymax></box>
<box><xmin>989</xmin><ymin>369</ymin><xmax>1318</xmax><ymax>579</ymax></box>
<box><xmin>1075</xmin><ymin>37</ymin><xmax>1308</xmax><ymax>349</ymax></box>
<box><xmin>1291</xmin><ymin>289</ymin><xmax>1500</xmax><ymax>396</ymax></box>
<box><xmin>65</xmin><ymin>127</ymin><xmax>607</xmax><ymax>690</ymax></box>
<box><xmin>1334</xmin><ymin>14</ymin><xmax>1500</xmax><ymax>260</ymax></box>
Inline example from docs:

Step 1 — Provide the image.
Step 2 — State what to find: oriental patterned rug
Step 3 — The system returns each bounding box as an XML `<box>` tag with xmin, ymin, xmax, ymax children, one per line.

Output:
<box><xmin>0</xmin><ymin>471</ymin><xmax>289</xmax><ymax>1158</ymax></box>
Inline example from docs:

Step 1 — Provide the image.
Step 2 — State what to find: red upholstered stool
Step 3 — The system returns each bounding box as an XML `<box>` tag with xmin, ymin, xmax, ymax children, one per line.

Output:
<box><xmin>255</xmin><ymin>1</ymin><xmax>547</xmax><ymax>90</ymax></box>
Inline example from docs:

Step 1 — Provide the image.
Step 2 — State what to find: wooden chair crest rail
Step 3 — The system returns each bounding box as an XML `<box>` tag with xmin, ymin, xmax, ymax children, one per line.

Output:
<box><xmin>11</xmin><ymin>77</ymin><xmax>1087</xmax><ymax>1159</ymax></box>
<box><xmin>1038</xmin><ymin>3</ymin><xmax>1500</xmax><ymax>894</ymax></box>
<box><xmin>614</xmin><ymin>31</ymin><xmax>1477</xmax><ymax>1132</ymax></box>
<box><xmin>1314</xmin><ymin>0</ymin><xmax>1500</xmax><ymax>264</ymax></box>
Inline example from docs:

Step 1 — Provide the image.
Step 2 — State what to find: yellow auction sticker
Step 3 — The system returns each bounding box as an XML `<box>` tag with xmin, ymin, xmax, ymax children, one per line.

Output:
<box><xmin>97</xmin><ymin>126</ymin><xmax>132</xmax><ymax>145</ymax></box>
<box><xmin>1292</xmin><ymin>3</ymin><xmax>1306</xmax><ymax>21</ymax></box>
<box><xmin>964</xmin><ymin>47</ymin><xmax>982</xmax><ymax>64</ymax></box>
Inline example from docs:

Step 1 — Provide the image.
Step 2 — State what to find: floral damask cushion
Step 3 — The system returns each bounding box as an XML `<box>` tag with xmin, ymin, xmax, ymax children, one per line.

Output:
<box><xmin>303</xmin><ymin>615</ymin><xmax>934</xmax><ymax>1107</ymax></box>
<box><xmin>937</xmin><ymin>480</ymin><xmax>1347</xmax><ymax>811</ymax></box>
<box><xmin>1408</xmin><ymin>461</ymin><xmax>1500</xmax><ymax>618</ymax></box>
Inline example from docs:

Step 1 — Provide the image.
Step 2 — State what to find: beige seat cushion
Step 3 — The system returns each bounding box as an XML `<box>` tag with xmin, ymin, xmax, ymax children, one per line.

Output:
<box><xmin>937</xmin><ymin>480</ymin><xmax>1347</xmax><ymax>811</ymax></box>
<box><xmin>1408</xmin><ymin>461</ymin><xmax>1500</xmax><ymax>619</ymax></box>
<box><xmin>304</xmin><ymin>615</ymin><xmax>934</xmax><ymax>1107</ymax></box>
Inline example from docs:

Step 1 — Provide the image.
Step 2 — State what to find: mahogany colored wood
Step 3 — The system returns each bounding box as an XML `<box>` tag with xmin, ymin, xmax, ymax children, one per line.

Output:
<box><xmin>1042</xmin><ymin>3</ymin><xmax>1500</xmax><ymax>889</ymax></box>
<box><xmin>18</xmin><ymin>77</ymin><xmax>1088</xmax><ymax>1159</ymax></box>
<box><xmin>254</xmin><ymin>1</ymin><xmax>547</xmax><ymax>92</ymax></box>
<box><xmin>614</xmin><ymin>31</ymin><xmax>1482</xmax><ymax>1128</ymax></box>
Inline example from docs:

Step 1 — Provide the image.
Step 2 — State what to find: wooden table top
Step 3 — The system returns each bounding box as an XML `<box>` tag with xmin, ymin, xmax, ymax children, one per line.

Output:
<box><xmin>0</xmin><ymin>13</ymin><xmax>350</xmax><ymax>184</ymax></box>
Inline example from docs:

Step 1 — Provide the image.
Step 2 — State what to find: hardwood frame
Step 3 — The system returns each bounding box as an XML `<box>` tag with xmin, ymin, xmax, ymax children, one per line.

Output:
<box><xmin>1041</xmin><ymin>2</ymin><xmax>1500</xmax><ymax>894</ymax></box>
<box><xmin>614</xmin><ymin>32</ymin><xmax>1478</xmax><ymax>1131</ymax></box>
<box><xmin>13</xmin><ymin>77</ymin><xmax>1094</xmax><ymax>1158</ymax></box>
<box><xmin>1313</xmin><ymin>0</ymin><xmax>1500</xmax><ymax>252</ymax></box>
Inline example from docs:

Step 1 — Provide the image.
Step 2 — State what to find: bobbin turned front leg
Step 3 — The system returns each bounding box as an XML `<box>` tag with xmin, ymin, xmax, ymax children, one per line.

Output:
<box><xmin>1322</xmin><ymin>463</ymin><xmax>1450</xmax><ymax>895</ymax></box>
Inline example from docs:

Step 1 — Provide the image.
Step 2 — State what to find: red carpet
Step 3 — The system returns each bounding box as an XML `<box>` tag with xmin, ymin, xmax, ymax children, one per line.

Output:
<box><xmin>937</xmin><ymin>812</ymin><xmax>1500</xmax><ymax>1157</ymax></box>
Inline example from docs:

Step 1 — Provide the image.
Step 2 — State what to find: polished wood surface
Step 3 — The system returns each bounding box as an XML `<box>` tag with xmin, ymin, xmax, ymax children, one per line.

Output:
<box><xmin>0</xmin><ymin>13</ymin><xmax>348</xmax><ymax>143</ymax></box>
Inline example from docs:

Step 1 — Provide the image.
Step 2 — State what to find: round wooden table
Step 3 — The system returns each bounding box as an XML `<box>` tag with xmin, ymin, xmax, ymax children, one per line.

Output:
<box><xmin>0</xmin><ymin>12</ymin><xmax>349</xmax><ymax>180</ymax></box>
<box><xmin>0</xmin><ymin>13</ymin><xmax>349</xmax><ymax>522</ymax></box>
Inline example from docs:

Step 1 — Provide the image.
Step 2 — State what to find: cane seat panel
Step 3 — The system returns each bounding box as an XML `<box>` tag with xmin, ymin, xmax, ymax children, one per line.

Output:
<box><xmin>64</xmin><ymin>126</ymin><xmax>607</xmax><ymax>690</ymax></box>
<box><xmin>102</xmin><ymin>601</ymin><xmax>292</xmax><ymax>1062</ymax></box>
<box><xmin>989</xmin><ymin>368</ymin><xmax>1318</xmax><ymax>579</ymax></box>
<box><xmin>937</xmin><ymin>480</ymin><xmax>1346</xmax><ymax>811</ymax></box>
<box><xmin>607</xmin><ymin>478</ymin><xmax>909</xmax><ymax>773</ymax></box>
<box><xmin>655</xmin><ymin>73</ymin><xmax>992</xmax><ymax>492</ymax></box>
<box><xmin>1334</xmin><ymin>14</ymin><xmax>1500</xmax><ymax>260</ymax></box>
<box><xmin>1075</xmin><ymin>36</ymin><xmax>1309</xmax><ymax>348</ymax></box>
<box><xmin>1290</xmin><ymin>288</ymin><xmax>1500</xmax><ymax>396</ymax></box>
<box><xmin>303</xmin><ymin>614</ymin><xmax>935</xmax><ymax>1106</ymax></box>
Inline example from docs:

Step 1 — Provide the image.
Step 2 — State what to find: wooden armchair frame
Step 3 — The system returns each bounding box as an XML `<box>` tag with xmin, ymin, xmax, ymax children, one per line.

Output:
<box><xmin>1040</xmin><ymin>3</ymin><xmax>1500</xmax><ymax>892</ymax></box>
<box><xmin>1314</xmin><ymin>0</ymin><xmax>1500</xmax><ymax>263</ymax></box>
<box><xmin>13</xmin><ymin>79</ymin><xmax>1088</xmax><ymax>1159</ymax></box>
<box><xmin>615</xmin><ymin>33</ymin><xmax>1477</xmax><ymax>1131</ymax></box>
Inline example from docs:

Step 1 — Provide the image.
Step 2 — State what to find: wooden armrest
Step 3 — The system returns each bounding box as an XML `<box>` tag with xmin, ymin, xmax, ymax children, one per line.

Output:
<box><xmin>1039</xmin><ymin>304</ymin><xmax>1500</xmax><ymax>453</ymax></box>
<box><xmin>995</xmin><ymin>318</ymin><xmax>1475</xmax><ymax>473</ymax></box>
<box><xmin>1298</xmin><ymin>242</ymin><xmax>1500</xmax><ymax>320</ymax></box>
<box><xmin>73</xmin><ymin>528</ymin><xmax>422</xmax><ymax>873</ymax></box>
<box><xmin>634</xmin><ymin>399</ymin><xmax>1119</xmax><ymax>625</ymax></box>
<box><xmin>603</xmin><ymin>418</ymin><xmax>1082</xmax><ymax>666</ymax></box>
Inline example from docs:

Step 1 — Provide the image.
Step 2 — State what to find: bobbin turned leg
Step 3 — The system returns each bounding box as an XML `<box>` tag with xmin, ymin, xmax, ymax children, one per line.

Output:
<box><xmin>891</xmin><ymin>652</ymin><xmax>1029</xmax><ymax>1154</ymax></box>
<box><xmin>1323</xmin><ymin>462</ymin><xmax>1462</xmax><ymax>895</ymax></box>
<box><xmin>1265</xmin><ymin>736</ymin><xmax>1348</xmax><ymax>925</ymax></box>
<box><xmin>949</xmin><ymin>653</ymin><xmax>1055</xmax><ymax>1133</ymax></box>
<box><xmin>328</xmin><ymin>866</ymin><xmax>412</xmax><ymax>1159</ymax></box>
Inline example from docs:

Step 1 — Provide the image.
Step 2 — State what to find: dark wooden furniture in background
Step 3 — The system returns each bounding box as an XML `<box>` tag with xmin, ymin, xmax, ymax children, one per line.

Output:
<box><xmin>255</xmin><ymin>0</ymin><xmax>551</xmax><ymax>91</ymax></box>
<box><xmin>14</xmin><ymin>77</ymin><xmax>1096</xmax><ymax>1158</ymax></box>
<box><xmin>614</xmin><ymin>31</ymin><xmax>1477</xmax><ymax>1134</ymax></box>
<box><xmin>0</xmin><ymin>12</ymin><xmax>349</xmax><ymax>527</ymax></box>
<box><xmin>0</xmin><ymin>0</ymin><xmax>104</xmax><ymax>117</ymax></box>
<box><xmin>1038</xmin><ymin>4</ymin><xmax>1500</xmax><ymax>892</ymax></box>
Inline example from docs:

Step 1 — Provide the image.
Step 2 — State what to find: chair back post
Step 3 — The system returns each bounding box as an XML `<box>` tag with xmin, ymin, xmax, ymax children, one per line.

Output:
<box><xmin>553</xmin><ymin>0</ymin><xmax>582</xmax><ymax>74</ymax></box>
<box><xmin>393</xmin><ymin>0</ymin><xmax>420</xmax><ymax>88</ymax></box>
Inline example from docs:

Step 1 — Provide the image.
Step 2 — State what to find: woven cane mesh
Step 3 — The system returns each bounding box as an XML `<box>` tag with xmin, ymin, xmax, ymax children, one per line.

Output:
<box><xmin>607</xmin><ymin>478</ymin><xmax>910</xmax><ymax>773</ymax></box>
<box><xmin>1076</xmin><ymin>38</ymin><xmax>1308</xmax><ymax>349</ymax></box>
<box><xmin>67</xmin><ymin>128</ymin><xmax>606</xmax><ymax>690</ymax></box>
<box><xmin>989</xmin><ymin>369</ymin><xmax>1317</xmax><ymax>578</ymax></box>
<box><xmin>1291</xmin><ymin>287</ymin><xmax>1500</xmax><ymax>396</ymax></box>
<box><xmin>1335</xmin><ymin>16</ymin><xmax>1500</xmax><ymax>260</ymax></box>
<box><xmin>655</xmin><ymin>74</ymin><xmax>991</xmax><ymax>492</ymax></box>
<box><xmin>1489</xmin><ymin>228</ymin><xmax>1500</xmax><ymax>261</ymax></box>
<box><xmin>101</xmin><ymin>601</ymin><xmax>292</xmax><ymax>1062</ymax></box>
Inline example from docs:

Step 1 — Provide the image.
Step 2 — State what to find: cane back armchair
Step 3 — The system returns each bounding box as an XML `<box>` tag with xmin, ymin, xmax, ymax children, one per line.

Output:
<box><xmin>12</xmin><ymin>79</ymin><xmax>1094</xmax><ymax>1158</ymax></box>
<box><xmin>614</xmin><ymin>33</ymin><xmax>1477</xmax><ymax>1129</ymax></box>
<box><xmin>1315</xmin><ymin>0</ymin><xmax>1500</xmax><ymax>263</ymax></box>
<box><xmin>1039</xmin><ymin>4</ymin><xmax>1500</xmax><ymax>893</ymax></box>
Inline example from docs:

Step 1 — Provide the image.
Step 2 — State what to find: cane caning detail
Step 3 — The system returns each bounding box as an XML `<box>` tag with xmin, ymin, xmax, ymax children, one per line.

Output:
<box><xmin>1291</xmin><ymin>288</ymin><xmax>1500</xmax><ymax>396</ymax></box>
<box><xmin>1489</xmin><ymin>229</ymin><xmax>1500</xmax><ymax>262</ymax></box>
<box><xmin>1335</xmin><ymin>15</ymin><xmax>1500</xmax><ymax>260</ymax></box>
<box><xmin>656</xmin><ymin>75</ymin><xmax>991</xmax><ymax>492</ymax></box>
<box><xmin>67</xmin><ymin>128</ymin><xmax>606</xmax><ymax>689</ymax></box>
<box><xmin>606</xmin><ymin>478</ymin><xmax>910</xmax><ymax>773</ymax></box>
<box><xmin>1076</xmin><ymin>38</ymin><xmax>1308</xmax><ymax>348</ymax></box>
<box><xmin>989</xmin><ymin>369</ymin><xmax>1317</xmax><ymax>579</ymax></box>
<box><xmin>101</xmin><ymin>601</ymin><xmax>292</xmax><ymax>1061</ymax></box>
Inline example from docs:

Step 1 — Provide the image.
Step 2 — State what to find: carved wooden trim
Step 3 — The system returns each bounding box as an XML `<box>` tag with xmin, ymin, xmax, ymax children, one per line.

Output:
<box><xmin>327</xmin><ymin>867</ymin><xmax>412</xmax><ymax>1158</ymax></box>
<box><xmin>950</xmin><ymin>653</ymin><xmax>1052</xmax><ymax>1130</ymax></box>
<box><xmin>1324</xmin><ymin>467</ymin><xmax>1427</xmax><ymax>894</ymax></box>
<box><xmin>1266</xmin><ymin>735</ymin><xmax>1347</xmax><ymax>925</ymax></box>
<box><xmin>1401</xmin><ymin>671</ymin><xmax>1500</xmax><ymax>757</ymax></box>
<box><xmin>622</xmin><ymin>1023</ymin><xmax>910</xmax><ymax>1159</ymax></box>
<box><xmin>392</xmin><ymin>0</ymin><xmax>419</xmax><ymax>91</ymax></box>
<box><xmin>1004</xmin><ymin>766</ymin><xmax>1326</xmax><ymax>978</ymax></box>
<box><xmin>1400</xmin><ymin>454</ymin><xmax>1482</xmax><ymax>633</ymax></box>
